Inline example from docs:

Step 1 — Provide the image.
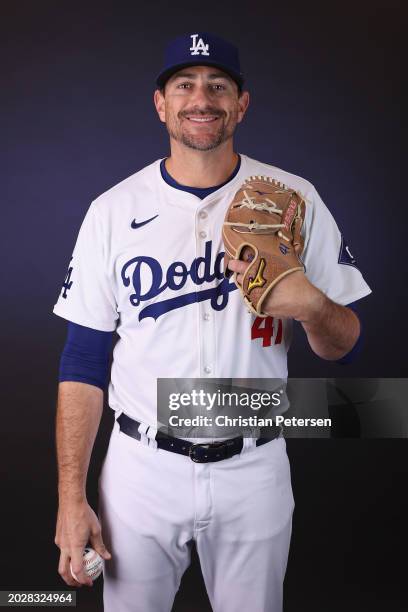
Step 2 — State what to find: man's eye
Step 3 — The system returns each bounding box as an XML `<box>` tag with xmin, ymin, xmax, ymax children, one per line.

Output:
<box><xmin>212</xmin><ymin>84</ymin><xmax>225</xmax><ymax>91</ymax></box>
<box><xmin>178</xmin><ymin>83</ymin><xmax>192</xmax><ymax>89</ymax></box>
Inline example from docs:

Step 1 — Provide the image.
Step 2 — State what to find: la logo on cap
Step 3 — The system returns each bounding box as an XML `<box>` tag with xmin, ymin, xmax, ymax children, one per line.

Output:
<box><xmin>190</xmin><ymin>34</ymin><xmax>210</xmax><ymax>56</ymax></box>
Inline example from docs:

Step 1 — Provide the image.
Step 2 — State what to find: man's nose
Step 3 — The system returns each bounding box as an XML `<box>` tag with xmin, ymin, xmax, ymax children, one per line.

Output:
<box><xmin>189</xmin><ymin>83</ymin><xmax>214</xmax><ymax>106</ymax></box>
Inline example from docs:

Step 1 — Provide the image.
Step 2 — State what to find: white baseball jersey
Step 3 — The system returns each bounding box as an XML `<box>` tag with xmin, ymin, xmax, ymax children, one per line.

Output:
<box><xmin>53</xmin><ymin>154</ymin><xmax>371</xmax><ymax>426</ymax></box>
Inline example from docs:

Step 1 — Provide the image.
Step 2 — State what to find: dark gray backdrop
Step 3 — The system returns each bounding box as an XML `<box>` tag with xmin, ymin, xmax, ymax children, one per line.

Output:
<box><xmin>1</xmin><ymin>1</ymin><xmax>407</xmax><ymax>610</ymax></box>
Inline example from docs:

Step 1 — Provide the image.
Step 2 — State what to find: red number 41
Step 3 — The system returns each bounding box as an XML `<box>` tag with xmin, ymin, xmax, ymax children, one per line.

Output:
<box><xmin>251</xmin><ymin>317</ymin><xmax>283</xmax><ymax>347</ymax></box>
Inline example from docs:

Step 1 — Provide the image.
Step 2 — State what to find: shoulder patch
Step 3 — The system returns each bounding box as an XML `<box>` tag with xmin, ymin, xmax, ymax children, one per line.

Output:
<box><xmin>338</xmin><ymin>235</ymin><xmax>358</xmax><ymax>269</ymax></box>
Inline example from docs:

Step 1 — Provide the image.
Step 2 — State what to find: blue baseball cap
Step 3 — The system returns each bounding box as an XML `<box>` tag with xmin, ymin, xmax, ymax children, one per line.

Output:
<box><xmin>156</xmin><ymin>32</ymin><xmax>244</xmax><ymax>89</ymax></box>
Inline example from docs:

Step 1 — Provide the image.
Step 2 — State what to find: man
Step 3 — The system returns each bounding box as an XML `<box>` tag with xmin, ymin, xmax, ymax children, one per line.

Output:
<box><xmin>53</xmin><ymin>33</ymin><xmax>371</xmax><ymax>611</ymax></box>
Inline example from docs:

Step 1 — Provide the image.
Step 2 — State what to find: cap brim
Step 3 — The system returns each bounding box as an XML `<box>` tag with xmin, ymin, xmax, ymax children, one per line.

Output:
<box><xmin>156</xmin><ymin>59</ymin><xmax>244</xmax><ymax>89</ymax></box>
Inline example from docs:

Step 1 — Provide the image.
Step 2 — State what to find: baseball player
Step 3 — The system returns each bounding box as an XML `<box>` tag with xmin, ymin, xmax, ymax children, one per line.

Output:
<box><xmin>53</xmin><ymin>33</ymin><xmax>371</xmax><ymax>611</ymax></box>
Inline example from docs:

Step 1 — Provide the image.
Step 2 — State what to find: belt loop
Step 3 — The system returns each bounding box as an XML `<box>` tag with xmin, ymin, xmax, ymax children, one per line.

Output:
<box><xmin>137</xmin><ymin>422</ymin><xmax>158</xmax><ymax>450</ymax></box>
<box><xmin>241</xmin><ymin>427</ymin><xmax>258</xmax><ymax>454</ymax></box>
<box><xmin>137</xmin><ymin>422</ymin><xmax>149</xmax><ymax>435</ymax></box>
<box><xmin>137</xmin><ymin>422</ymin><xmax>150</xmax><ymax>447</ymax></box>
<box><xmin>147</xmin><ymin>425</ymin><xmax>158</xmax><ymax>450</ymax></box>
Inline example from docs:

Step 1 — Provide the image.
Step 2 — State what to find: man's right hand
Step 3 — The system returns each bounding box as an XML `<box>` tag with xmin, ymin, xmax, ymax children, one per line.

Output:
<box><xmin>55</xmin><ymin>499</ymin><xmax>112</xmax><ymax>587</ymax></box>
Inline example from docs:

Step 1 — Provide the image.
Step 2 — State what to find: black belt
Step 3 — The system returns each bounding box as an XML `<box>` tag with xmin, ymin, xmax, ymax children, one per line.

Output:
<box><xmin>117</xmin><ymin>412</ymin><xmax>281</xmax><ymax>463</ymax></box>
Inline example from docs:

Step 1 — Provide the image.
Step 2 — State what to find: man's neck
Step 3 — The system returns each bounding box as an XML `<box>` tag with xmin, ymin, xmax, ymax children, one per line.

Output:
<box><xmin>165</xmin><ymin>141</ymin><xmax>238</xmax><ymax>188</ymax></box>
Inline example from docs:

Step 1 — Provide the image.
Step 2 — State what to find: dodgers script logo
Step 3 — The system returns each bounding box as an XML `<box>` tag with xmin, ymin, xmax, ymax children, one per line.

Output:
<box><xmin>121</xmin><ymin>241</ymin><xmax>237</xmax><ymax>321</ymax></box>
<box><xmin>190</xmin><ymin>34</ymin><xmax>210</xmax><ymax>56</ymax></box>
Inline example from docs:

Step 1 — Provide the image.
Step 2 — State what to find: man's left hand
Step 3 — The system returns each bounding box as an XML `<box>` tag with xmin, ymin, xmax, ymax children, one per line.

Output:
<box><xmin>227</xmin><ymin>259</ymin><xmax>325</xmax><ymax>322</ymax></box>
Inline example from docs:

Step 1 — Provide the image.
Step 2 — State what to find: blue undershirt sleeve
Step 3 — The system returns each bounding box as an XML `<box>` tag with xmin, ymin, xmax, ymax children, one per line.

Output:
<box><xmin>59</xmin><ymin>321</ymin><xmax>113</xmax><ymax>391</ymax></box>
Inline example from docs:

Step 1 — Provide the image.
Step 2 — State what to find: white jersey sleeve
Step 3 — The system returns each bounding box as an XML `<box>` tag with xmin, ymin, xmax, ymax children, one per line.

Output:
<box><xmin>53</xmin><ymin>202</ymin><xmax>118</xmax><ymax>331</ymax></box>
<box><xmin>302</xmin><ymin>187</ymin><xmax>371</xmax><ymax>305</ymax></box>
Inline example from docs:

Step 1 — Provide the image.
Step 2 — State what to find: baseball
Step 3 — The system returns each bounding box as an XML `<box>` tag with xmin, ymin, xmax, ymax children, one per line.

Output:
<box><xmin>70</xmin><ymin>547</ymin><xmax>104</xmax><ymax>582</ymax></box>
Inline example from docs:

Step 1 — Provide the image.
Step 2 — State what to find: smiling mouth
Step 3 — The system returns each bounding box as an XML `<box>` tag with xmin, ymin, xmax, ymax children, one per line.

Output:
<box><xmin>185</xmin><ymin>116</ymin><xmax>219</xmax><ymax>123</ymax></box>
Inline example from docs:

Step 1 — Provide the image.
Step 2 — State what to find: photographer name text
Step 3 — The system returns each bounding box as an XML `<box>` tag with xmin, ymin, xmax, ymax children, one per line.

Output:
<box><xmin>168</xmin><ymin>415</ymin><xmax>332</xmax><ymax>428</ymax></box>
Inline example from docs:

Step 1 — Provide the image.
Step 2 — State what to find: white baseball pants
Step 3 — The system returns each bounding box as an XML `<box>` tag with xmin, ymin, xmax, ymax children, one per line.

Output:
<box><xmin>98</xmin><ymin>420</ymin><xmax>294</xmax><ymax>612</ymax></box>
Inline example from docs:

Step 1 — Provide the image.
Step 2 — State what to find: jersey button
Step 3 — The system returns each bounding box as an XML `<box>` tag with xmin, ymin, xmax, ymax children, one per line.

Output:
<box><xmin>199</xmin><ymin>230</ymin><xmax>207</xmax><ymax>239</ymax></box>
<box><xmin>203</xmin><ymin>313</ymin><xmax>210</xmax><ymax>321</ymax></box>
<box><xmin>204</xmin><ymin>365</ymin><xmax>212</xmax><ymax>374</ymax></box>
<box><xmin>199</xmin><ymin>211</ymin><xmax>208</xmax><ymax>219</ymax></box>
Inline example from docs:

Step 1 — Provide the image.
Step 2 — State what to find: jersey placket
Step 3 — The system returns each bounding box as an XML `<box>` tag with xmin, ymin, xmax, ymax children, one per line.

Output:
<box><xmin>196</xmin><ymin>206</ymin><xmax>217</xmax><ymax>378</ymax></box>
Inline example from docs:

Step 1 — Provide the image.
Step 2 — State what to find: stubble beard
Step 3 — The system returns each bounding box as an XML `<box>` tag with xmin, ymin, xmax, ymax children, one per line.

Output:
<box><xmin>167</xmin><ymin>111</ymin><xmax>238</xmax><ymax>152</ymax></box>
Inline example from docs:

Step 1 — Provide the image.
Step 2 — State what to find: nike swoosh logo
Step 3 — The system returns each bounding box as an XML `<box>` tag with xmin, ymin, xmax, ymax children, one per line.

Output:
<box><xmin>131</xmin><ymin>214</ymin><xmax>158</xmax><ymax>229</ymax></box>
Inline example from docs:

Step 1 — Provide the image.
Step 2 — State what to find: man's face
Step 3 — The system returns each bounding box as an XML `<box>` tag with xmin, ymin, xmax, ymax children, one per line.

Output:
<box><xmin>154</xmin><ymin>66</ymin><xmax>249</xmax><ymax>152</ymax></box>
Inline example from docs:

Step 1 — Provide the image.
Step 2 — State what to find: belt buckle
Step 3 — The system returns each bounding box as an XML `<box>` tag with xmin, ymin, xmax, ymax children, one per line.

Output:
<box><xmin>189</xmin><ymin>442</ymin><xmax>212</xmax><ymax>463</ymax></box>
<box><xmin>189</xmin><ymin>441</ymin><xmax>227</xmax><ymax>463</ymax></box>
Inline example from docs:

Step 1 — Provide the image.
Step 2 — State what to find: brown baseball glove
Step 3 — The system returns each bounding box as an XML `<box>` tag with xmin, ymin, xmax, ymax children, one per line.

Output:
<box><xmin>222</xmin><ymin>175</ymin><xmax>306</xmax><ymax>317</ymax></box>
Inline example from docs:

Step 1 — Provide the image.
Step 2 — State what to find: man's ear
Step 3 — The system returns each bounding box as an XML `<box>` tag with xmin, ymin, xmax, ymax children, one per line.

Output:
<box><xmin>154</xmin><ymin>89</ymin><xmax>166</xmax><ymax>123</ymax></box>
<box><xmin>237</xmin><ymin>90</ymin><xmax>250</xmax><ymax>124</ymax></box>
